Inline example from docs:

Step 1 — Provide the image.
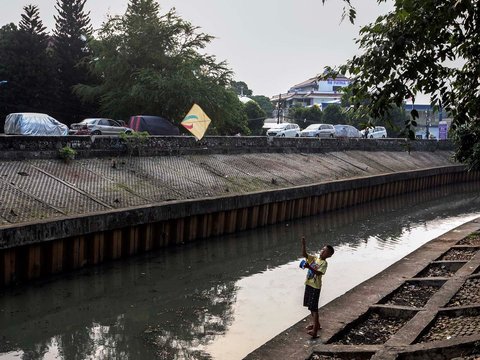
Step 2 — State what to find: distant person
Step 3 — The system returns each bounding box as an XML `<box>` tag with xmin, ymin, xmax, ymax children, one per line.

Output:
<box><xmin>364</xmin><ymin>128</ymin><xmax>370</xmax><ymax>138</ymax></box>
<box><xmin>300</xmin><ymin>236</ymin><xmax>334</xmax><ymax>339</ymax></box>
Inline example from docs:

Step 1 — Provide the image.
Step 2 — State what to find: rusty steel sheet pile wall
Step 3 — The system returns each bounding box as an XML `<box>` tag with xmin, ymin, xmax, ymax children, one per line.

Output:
<box><xmin>0</xmin><ymin>165</ymin><xmax>478</xmax><ymax>287</ymax></box>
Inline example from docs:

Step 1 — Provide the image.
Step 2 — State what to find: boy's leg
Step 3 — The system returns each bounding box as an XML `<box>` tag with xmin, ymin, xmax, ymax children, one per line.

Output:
<box><xmin>307</xmin><ymin>311</ymin><xmax>320</xmax><ymax>338</ymax></box>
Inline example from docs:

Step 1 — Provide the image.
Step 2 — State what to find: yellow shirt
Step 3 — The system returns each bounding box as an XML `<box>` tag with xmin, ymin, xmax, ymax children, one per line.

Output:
<box><xmin>304</xmin><ymin>255</ymin><xmax>328</xmax><ymax>289</ymax></box>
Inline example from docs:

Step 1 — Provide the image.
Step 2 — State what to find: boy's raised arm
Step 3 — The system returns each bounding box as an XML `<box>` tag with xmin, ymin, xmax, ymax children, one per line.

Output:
<box><xmin>301</xmin><ymin>236</ymin><xmax>308</xmax><ymax>258</ymax></box>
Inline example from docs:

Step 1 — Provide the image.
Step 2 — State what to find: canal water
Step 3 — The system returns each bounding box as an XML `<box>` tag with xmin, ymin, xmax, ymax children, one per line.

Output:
<box><xmin>0</xmin><ymin>183</ymin><xmax>479</xmax><ymax>360</ymax></box>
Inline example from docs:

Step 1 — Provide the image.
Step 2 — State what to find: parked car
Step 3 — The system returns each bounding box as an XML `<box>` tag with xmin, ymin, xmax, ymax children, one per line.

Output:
<box><xmin>361</xmin><ymin>126</ymin><xmax>388</xmax><ymax>138</ymax></box>
<box><xmin>334</xmin><ymin>124</ymin><xmax>361</xmax><ymax>138</ymax></box>
<box><xmin>70</xmin><ymin>118</ymin><xmax>133</xmax><ymax>135</ymax></box>
<box><xmin>266</xmin><ymin>123</ymin><xmax>300</xmax><ymax>137</ymax></box>
<box><xmin>128</xmin><ymin>115</ymin><xmax>180</xmax><ymax>135</ymax></box>
<box><xmin>4</xmin><ymin>112</ymin><xmax>68</xmax><ymax>136</ymax></box>
<box><xmin>300</xmin><ymin>124</ymin><xmax>335</xmax><ymax>138</ymax></box>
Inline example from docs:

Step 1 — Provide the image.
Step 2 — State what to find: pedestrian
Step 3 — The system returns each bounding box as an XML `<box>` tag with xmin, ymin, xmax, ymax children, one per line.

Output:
<box><xmin>300</xmin><ymin>236</ymin><xmax>334</xmax><ymax>339</ymax></box>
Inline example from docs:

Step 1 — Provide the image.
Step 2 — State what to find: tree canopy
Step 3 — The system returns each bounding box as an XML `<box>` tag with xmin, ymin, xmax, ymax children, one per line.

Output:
<box><xmin>53</xmin><ymin>0</ymin><xmax>94</xmax><ymax>122</ymax></box>
<box><xmin>322</xmin><ymin>104</ymin><xmax>347</xmax><ymax>124</ymax></box>
<box><xmin>76</xmin><ymin>0</ymin><xmax>249</xmax><ymax>135</ymax></box>
<box><xmin>0</xmin><ymin>6</ymin><xmax>57</xmax><ymax>125</ymax></box>
<box><xmin>244</xmin><ymin>101</ymin><xmax>266</xmax><ymax>135</ymax></box>
<box><xmin>325</xmin><ymin>0</ymin><xmax>480</xmax><ymax>169</ymax></box>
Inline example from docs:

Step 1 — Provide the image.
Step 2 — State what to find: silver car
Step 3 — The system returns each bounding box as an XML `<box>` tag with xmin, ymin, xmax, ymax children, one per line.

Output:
<box><xmin>70</xmin><ymin>118</ymin><xmax>133</xmax><ymax>135</ymax></box>
<box><xmin>300</xmin><ymin>124</ymin><xmax>335</xmax><ymax>138</ymax></box>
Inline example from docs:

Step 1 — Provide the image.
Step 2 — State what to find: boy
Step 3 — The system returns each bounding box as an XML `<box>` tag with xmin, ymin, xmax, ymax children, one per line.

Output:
<box><xmin>301</xmin><ymin>236</ymin><xmax>334</xmax><ymax>339</ymax></box>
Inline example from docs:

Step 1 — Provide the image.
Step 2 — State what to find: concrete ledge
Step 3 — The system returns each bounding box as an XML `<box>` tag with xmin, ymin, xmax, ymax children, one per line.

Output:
<box><xmin>0</xmin><ymin>135</ymin><xmax>454</xmax><ymax>160</ymax></box>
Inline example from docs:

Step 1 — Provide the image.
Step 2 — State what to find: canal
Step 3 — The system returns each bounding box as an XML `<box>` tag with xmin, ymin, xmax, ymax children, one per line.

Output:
<box><xmin>0</xmin><ymin>183</ymin><xmax>479</xmax><ymax>360</ymax></box>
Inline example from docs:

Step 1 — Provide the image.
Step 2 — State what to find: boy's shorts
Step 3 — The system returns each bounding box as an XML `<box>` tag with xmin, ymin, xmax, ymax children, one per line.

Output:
<box><xmin>303</xmin><ymin>285</ymin><xmax>321</xmax><ymax>312</ymax></box>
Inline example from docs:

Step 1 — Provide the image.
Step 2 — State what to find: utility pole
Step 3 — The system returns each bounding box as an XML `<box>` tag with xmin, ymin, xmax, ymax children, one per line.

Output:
<box><xmin>425</xmin><ymin>110</ymin><xmax>430</xmax><ymax>139</ymax></box>
<box><xmin>0</xmin><ymin>80</ymin><xmax>8</xmax><ymax>117</ymax></box>
<box><xmin>276</xmin><ymin>94</ymin><xmax>282</xmax><ymax>124</ymax></box>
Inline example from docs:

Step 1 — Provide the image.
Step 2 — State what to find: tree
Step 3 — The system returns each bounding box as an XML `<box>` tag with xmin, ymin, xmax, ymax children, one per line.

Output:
<box><xmin>76</xmin><ymin>0</ymin><xmax>249</xmax><ymax>135</ymax></box>
<box><xmin>322</xmin><ymin>104</ymin><xmax>346</xmax><ymax>124</ymax></box>
<box><xmin>324</xmin><ymin>0</ymin><xmax>480</xmax><ymax>169</ymax></box>
<box><xmin>244</xmin><ymin>101</ymin><xmax>266</xmax><ymax>135</ymax></box>
<box><xmin>251</xmin><ymin>95</ymin><xmax>274</xmax><ymax>117</ymax></box>
<box><xmin>0</xmin><ymin>6</ymin><xmax>57</xmax><ymax>125</ymax></box>
<box><xmin>53</xmin><ymin>0</ymin><xmax>94</xmax><ymax>123</ymax></box>
<box><xmin>231</xmin><ymin>81</ymin><xmax>253</xmax><ymax>96</ymax></box>
<box><xmin>289</xmin><ymin>105</ymin><xmax>324</xmax><ymax>127</ymax></box>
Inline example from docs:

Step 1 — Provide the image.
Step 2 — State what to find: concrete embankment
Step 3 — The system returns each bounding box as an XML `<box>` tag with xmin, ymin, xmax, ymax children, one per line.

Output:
<box><xmin>0</xmin><ymin>136</ymin><xmax>476</xmax><ymax>287</ymax></box>
<box><xmin>245</xmin><ymin>218</ymin><xmax>480</xmax><ymax>360</ymax></box>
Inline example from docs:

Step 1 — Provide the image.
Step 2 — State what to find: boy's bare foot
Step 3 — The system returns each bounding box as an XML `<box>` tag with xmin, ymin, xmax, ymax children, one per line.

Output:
<box><xmin>307</xmin><ymin>330</ymin><xmax>319</xmax><ymax>339</ymax></box>
<box><xmin>306</xmin><ymin>324</ymin><xmax>322</xmax><ymax>330</ymax></box>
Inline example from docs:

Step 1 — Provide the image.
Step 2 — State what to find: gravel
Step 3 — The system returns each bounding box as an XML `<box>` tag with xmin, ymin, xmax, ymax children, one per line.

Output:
<box><xmin>332</xmin><ymin>312</ymin><xmax>411</xmax><ymax>345</ymax></box>
<box><xmin>417</xmin><ymin>263</ymin><xmax>458</xmax><ymax>278</ymax></box>
<box><xmin>438</xmin><ymin>248</ymin><xmax>478</xmax><ymax>261</ymax></box>
<box><xmin>446</xmin><ymin>278</ymin><xmax>480</xmax><ymax>307</ymax></box>
<box><xmin>383</xmin><ymin>282</ymin><xmax>440</xmax><ymax>308</ymax></box>
<box><xmin>418</xmin><ymin>313</ymin><xmax>480</xmax><ymax>343</ymax></box>
<box><xmin>457</xmin><ymin>232</ymin><xmax>480</xmax><ymax>246</ymax></box>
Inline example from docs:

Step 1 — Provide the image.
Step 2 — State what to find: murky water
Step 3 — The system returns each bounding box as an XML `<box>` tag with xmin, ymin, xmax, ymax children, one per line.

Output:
<box><xmin>0</xmin><ymin>183</ymin><xmax>479</xmax><ymax>360</ymax></box>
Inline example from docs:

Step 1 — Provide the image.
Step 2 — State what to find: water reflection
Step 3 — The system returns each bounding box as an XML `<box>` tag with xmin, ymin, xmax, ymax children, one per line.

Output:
<box><xmin>0</xmin><ymin>183</ymin><xmax>480</xmax><ymax>360</ymax></box>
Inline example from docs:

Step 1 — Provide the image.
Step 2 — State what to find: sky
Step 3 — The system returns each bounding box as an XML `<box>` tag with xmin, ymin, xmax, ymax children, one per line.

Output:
<box><xmin>0</xmin><ymin>0</ymin><xmax>393</xmax><ymax>97</ymax></box>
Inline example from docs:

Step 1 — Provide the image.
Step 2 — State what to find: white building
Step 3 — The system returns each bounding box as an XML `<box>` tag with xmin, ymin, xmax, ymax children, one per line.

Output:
<box><xmin>271</xmin><ymin>74</ymin><xmax>351</xmax><ymax>120</ymax></box>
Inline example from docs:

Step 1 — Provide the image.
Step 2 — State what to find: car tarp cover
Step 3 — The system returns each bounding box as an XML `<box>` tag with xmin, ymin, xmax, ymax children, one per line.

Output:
<box><xmin>129</xmin><ymin>115</ymin><xmax>180</xmax><ymax>135</ymax></box>
<box><xmin>4</xmin><ymin>113</ymin><xmax>69</xmax><ymax>136</ymax></box>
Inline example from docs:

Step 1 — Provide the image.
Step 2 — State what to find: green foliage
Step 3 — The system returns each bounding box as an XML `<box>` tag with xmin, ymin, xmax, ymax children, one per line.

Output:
<box><xmin>289</xmin><ymin>105</ymin><xmax>323</xmax><ymax>126</ymax></box>
<box><xmin>230</xmin><ymin>81</ymin><xmax>253</xmax><ymax>96</ymax></box>
<box><xmin>244</xmin><ymin>101</ymin><xmax>266</xmax><ymax>135</ymax></box>
<box><xmin>53</xmin><ymin>0</ymin><xmax>95</xmax><ymax>124</ymax></box>
<box><xmin>251</xmin><ymin>95</ymin><xmax>274</xmax><ymax>117</ymax></box>
<box><xmin>0</xmin><ymin>7</ymin><xmax>58</xmax><ymax>124</ymax></box>
<box><xmin>324</xmin><ymin>0</ymin><xmax>480</xmax><ymax>168</ymax></box>
<box><xmin>120</xmin><ymin>130</ymin><xmax>149</xmax><ymax>156</ymax></box>
<box><xmin>19</xmin><ymin>5</ymin><xmax>47</xmax><ymax>34</ymax></box>
<box><xmin>75</xmin><ymin>0</ymin><xmax>248</xmax><ymax>135</ymax></box>
<box><xmin>345</xmin><ymin>103</ymin><xmax>408</xmax><ymax>137</ymax></box>
<box><xmin>322</xmin><ymin>104</ymin><xmax>347</xmax><ymax>124</ymax></box>
<box><xmin>58</xmin><ymin>146</ymin><xmax>77</xmax><ymax>162</ymax></box>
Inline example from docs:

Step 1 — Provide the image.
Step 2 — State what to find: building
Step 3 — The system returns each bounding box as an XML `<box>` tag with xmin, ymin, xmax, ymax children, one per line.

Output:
<box><xmin>404</xmin><ymin>100</ymin><xmax>451</xmax><ymax>139</ymax></box>
<box><xmin>271</xmin><ymin>75</ymin><xmax>452</xmax><ymax>139</ymax></box>
<box><xmin>271</xmin><ymin>74</ymin><xmax>350</xmax><ymax>121</ymax></box>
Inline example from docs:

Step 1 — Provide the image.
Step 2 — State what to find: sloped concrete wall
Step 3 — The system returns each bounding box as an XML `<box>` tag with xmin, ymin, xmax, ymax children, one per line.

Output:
<box><xmin>0</xmin><ymin>150</ymin><xmax>455</xmax><ymax>227</ymax></box>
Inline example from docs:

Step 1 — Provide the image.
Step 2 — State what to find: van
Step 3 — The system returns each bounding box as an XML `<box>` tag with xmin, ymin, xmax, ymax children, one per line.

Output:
<box><xmin>128</xmin><ymin>115</ymin><xmax>180</xmax><ymax>135</ymax></box>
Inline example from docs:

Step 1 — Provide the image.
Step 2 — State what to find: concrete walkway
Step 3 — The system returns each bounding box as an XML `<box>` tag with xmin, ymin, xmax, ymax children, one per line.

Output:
<box><xmin>245</xmin><ymin>217</ymin><xmax>480</xmax><ymax>360</ymax></box>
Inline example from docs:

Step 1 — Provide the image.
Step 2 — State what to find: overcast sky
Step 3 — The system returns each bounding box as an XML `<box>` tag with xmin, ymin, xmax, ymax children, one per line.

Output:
<box><xmin>0</xmin><ymin>0</ymin><xmax>392</xmax><ymax>97</ymax></box>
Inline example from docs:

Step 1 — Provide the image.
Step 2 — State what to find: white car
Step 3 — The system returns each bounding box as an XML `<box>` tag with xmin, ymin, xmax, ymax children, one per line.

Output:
<box><xmin>300</xmin><ymin>124</ymin><xmax>335</xmax><ymax>138</ymax></box>
<box><xmin>266</xmin><ymin>123</ymin><xmax>300</xmax><ymax>137</ymax></box>
<box><xmin>362</xmin><ymin>126</ymin><xmax>388</xmax><ymax>138</ymax></box>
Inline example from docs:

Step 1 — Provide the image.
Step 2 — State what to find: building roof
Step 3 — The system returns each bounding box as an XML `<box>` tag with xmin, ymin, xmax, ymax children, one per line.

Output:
<box><xmin>238</xmin><ymin>95</ymin><xmax>254</xmax><ymax>104</ymax></box>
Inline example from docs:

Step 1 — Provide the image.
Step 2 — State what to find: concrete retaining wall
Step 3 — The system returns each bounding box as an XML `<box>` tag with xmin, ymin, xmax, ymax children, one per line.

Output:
<box><xmin>1</xmin><ymin>165</ymin><xmax>478</xmax><ymax>287</ymax></box>
<box><xmin>0</xmin><ymin>135</ymin><xmax>454</xmax><ymax>160</ymax></box>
